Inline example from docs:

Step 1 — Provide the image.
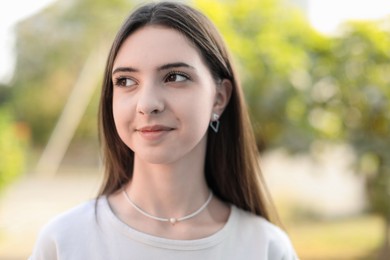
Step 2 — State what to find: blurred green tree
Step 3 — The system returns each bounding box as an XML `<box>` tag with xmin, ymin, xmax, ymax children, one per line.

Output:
<box><xmin>327</xmin><ymin>20</ymin><xmax>390</xmax><ymax>259</ymax></box>
<box><xmin>10</xmin><ymin>0</ymin><xmax>133</xmax><ymax>147</ymax></box>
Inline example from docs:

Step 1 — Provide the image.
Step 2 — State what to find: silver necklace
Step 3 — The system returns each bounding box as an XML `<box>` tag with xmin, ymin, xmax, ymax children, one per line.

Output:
<box><xmin>122</xmin><ymin>188</ymin><xmax>213</xmax><ymax>225</ymax></box>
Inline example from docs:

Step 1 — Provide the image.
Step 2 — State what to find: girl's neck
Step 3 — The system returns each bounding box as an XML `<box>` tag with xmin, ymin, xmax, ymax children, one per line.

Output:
<box><xmin>124</xmin><ymin>157</ymin><xmax>209</xmax><ymax>218</ymax></box>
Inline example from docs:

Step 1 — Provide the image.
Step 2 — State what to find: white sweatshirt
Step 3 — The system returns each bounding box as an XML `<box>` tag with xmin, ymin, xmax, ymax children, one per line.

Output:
<box><xmin>30</xmin><ymin>196</ymin><xmax>298</xmax><ymax>260</ymax></box>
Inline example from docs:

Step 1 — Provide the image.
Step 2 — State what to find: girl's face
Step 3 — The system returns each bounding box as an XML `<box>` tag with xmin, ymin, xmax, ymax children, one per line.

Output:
<box><xmin>112</xmin><ymin>25</ymin><xmax>226</xmax><ymax>164</ymax></box>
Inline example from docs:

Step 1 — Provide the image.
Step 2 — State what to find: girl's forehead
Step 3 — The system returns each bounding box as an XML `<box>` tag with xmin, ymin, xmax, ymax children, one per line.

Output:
<box><xmin>113</xmin><ymin>25</ymin><xmax>203</xmax><ymax>71</ymax></box>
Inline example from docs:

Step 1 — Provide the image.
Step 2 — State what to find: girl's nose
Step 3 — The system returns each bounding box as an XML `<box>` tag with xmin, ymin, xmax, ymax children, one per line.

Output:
<box><xmin>136</xmin><ymin>82</ymin><xmax>165</xmax><ymax>115</ymax></box>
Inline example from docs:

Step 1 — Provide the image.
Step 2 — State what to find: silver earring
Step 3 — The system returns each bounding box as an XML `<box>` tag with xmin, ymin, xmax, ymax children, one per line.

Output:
<box><xmin>210</xmin><ymin>113</ymin><xmax>220</xmax><ymax>133</ymax></box>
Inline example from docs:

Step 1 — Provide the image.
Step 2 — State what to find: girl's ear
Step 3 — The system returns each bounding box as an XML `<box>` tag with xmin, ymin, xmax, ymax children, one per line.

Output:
<box><xmin>213</xmin><ymin>79</ymin><xmax>232</xmax><ymax>116</ymax></box>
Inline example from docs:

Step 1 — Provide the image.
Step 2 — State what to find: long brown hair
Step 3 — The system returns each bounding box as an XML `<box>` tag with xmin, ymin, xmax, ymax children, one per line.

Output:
<box><xmin>98</xmin><ymin>2</ymin><xmax>277</xmax><ymax>223</ymax></box>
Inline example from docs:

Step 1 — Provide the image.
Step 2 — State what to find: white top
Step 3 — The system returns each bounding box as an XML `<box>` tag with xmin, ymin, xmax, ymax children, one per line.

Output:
<box><xmin>29</xmin><ymin>196</ymin><xmax>298</xmax><ymax>260</ymax></box>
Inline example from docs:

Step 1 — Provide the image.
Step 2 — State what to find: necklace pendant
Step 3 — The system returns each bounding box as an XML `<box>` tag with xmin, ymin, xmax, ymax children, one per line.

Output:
<box><xmin>169</xmin><ymin>218</ymin><xmax>177</xmax><ymax>225</ymax></box>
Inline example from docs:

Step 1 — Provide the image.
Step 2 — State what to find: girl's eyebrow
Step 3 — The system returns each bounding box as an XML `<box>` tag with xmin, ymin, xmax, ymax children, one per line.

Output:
<box><xmin>112</xmin><ymin>66</ymin><xmax>138</xmax><ymax>75</ymax></box>
<box><xmin>112</xmin><ymin>62</ymin><xmax>195</xmax><ymax>76</ymax></box>
<box><xmin>157</xmin><ymin>62</ymin><xmax>195</xmax><ymax>71</ymax></box>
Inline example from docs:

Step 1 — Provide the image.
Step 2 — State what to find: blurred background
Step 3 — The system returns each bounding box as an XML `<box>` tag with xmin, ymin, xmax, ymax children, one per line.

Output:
<box><xmin>0</xmin><ymin>0</ymin><xmax>389</xmax><ymax>259</ymax></box>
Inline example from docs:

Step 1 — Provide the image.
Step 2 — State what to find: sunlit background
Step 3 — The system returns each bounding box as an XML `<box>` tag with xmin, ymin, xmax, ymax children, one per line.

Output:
<box><xmin>0</xmin><ymin>0</ymin><xmax>390</xmax><ymax>259</ymax></box>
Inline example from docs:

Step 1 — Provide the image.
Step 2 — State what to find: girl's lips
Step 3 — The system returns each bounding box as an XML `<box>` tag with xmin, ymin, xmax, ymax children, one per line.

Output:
<box><xmin>137</xmin><ymin>125</ymin><xmax>174</xmax><ymax>132</ymax></box>
<box><xmin>136</xmin><ymin>125</ymin><xmax>175</xmax><ymax>141</ymax></box>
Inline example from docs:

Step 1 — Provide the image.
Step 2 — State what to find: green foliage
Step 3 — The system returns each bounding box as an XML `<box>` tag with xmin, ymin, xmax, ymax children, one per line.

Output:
<box><xmin>296</xmin><ymin>20</ymin><xmax>390</xmax><ymax>228</ymax></box>
<box><xmin>319</xmin><ymin>20</ymin><xmax>390</xmax><ymax>220</ymax></box>
<box><xmin>10</xmin><ymin>0</ymin><xmax>134</xmax><ymax>146</ymax></box>
<box><xmin>0</xmin><ymin>108</ymin><xmax>27</xmax><ymax>192</ymax></box>
<box><xmin>195</xmin><ymin>1</ymin><xmax>390</xmax><ymax>153</ymax></box>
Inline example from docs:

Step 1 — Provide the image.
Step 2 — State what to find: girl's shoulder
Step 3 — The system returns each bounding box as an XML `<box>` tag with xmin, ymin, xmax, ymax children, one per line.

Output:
<box><xmin>35</xmin><ymin>198</ymin><xmax>100</xmax><ymax>242</ymax></box>
<box><xmin>30</xmin><ymin>198</ymin><xmax>101</xmax><ymax>260</ymax></box>
<box><xmin>234</xmin><ymin>206</ymin><xmax>288</xmax><ymax>237</ymax></box>
<box><xmin>232</xmin><ymin>206</ymin><xmax>298</xmax><ymax>259</ymax></box>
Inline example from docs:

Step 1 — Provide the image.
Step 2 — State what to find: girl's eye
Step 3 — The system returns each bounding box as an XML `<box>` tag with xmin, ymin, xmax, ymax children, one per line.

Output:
<box><xmin>165</xmin><ymin>72</ymin><xmax>189</xmax><ymax>83</ymax></box>
<box><xmin>114</xmin><ymin>77</ymin><xmax>136</xmax><ymax>87</ymax></box>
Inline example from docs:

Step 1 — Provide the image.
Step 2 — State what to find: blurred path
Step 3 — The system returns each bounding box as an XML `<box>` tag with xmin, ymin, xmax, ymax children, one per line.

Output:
<box><xmin>0</xmin><ymin>168</ymin><xmax>102</xmax><ymax>260</ymax></box>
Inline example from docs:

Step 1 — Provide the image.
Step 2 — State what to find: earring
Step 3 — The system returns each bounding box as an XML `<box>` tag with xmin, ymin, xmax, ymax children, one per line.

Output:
<box><xmin>209</xmin><ymin>113</ymin><xmax>220</xmax><ymax>133</ymax></box>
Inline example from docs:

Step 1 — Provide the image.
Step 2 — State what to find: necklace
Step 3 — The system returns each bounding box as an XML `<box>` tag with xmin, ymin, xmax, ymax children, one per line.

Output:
<box><xmin>122</xmin><ymin>188</ymin><xmax>213</xmax><ymax>225</ymax></box>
